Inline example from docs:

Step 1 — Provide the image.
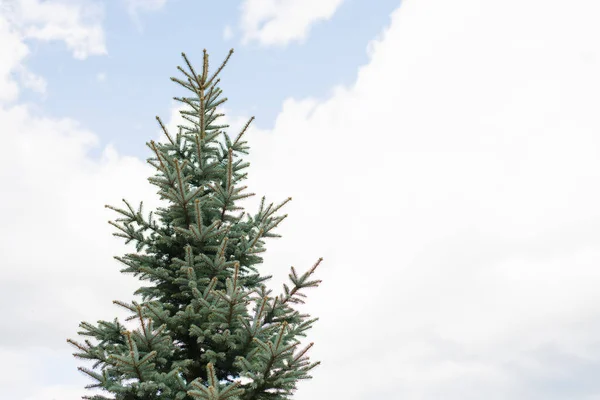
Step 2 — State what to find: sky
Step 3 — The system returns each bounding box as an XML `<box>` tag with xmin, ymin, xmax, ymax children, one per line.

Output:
<box><xmin>2</xmin><ymin>0</ymin><xmax>600</xmax><ymax>399</ymax></box>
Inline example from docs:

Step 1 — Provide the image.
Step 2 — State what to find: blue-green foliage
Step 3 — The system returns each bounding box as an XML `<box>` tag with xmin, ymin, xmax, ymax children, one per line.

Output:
<box><xmin>67</xmin><ymin>49</ymin><xmax>322</xmax><ymax>400</ymax></box>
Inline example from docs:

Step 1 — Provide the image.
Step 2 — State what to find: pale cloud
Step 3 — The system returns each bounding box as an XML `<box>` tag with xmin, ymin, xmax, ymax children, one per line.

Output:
<box><xmin>0</xmin><ymin>10</ymin><xmax>30</xmax><ymax>103</ymax></box>
<box><xmin>96</xmin><ymin>71</ymin><xmax>106</xmax><ymax>81</ymax></box>
<box><xmin>16</xmin><ymin>64</ymin><xmax>47</xmax><ymax>94</ymax></box>
<box><xmin>124</xmin><ymin>0</ymin><xmax>167</xmax><ymax>14</ymax></box>
<box><xmin>0</xmin><ymin>1</ymin><xmax>115</xmax><ymax>399</ymax></box>
<box><xmin>223</xmin><ymin>24</ymin><xmax>233</xmax><ymax>41</ymax></box>
<box><xmin>239</xmin><ymin>0</ymin><xmax>344</xmax><ymax>46</ymax></box>
<box><xmin>123</xmin><ymin>0</ymin><xmax>168</xmax><ymax>31</ymax></box>
<box><xmin>0</xmin><ymin>0</ymin><xmax>105</xmax><ymax>104</ymax></box>
<box><xmin>0</xmin><ymin>102</ymin><xmax>165</xmax><ymax>400</ymax></box>
<box><xmin>232</xmin><ymin>0</ymin><xmax>600</xmax><ymax>398</ymax></box>
<box><xmin>6</xmin><ymin>0</ymin><xmax>107</xmax><ymax>59</ymax></box>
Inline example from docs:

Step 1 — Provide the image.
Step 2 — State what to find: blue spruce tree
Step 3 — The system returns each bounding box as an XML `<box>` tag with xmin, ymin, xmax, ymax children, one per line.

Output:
<box><xmin>67</xmin><ymin>49</ymin><xmax>323</xmax><ymax>400</ymax></box>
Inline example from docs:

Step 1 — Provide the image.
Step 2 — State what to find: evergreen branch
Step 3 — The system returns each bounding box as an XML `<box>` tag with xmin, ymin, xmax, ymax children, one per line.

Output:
<box><xmin>176</xmin><ymin>65</ymin><xmax>197</xmax><ymax>86</ymax></box>
<box><xmin>69</xmin><ymin>48</ymin><xmax>323</xmax><ymax>399</ymax></box>
<box><xmin>148</xmin><ymin>140</ymin><xmax>167</xmax><ymax>171</ymax></box>
<box><xmin>281</xmin><ymin>258</ymin><xmax>323</xmax><ymax>306</ymax></box>
<box><xmin>181</xmin><ymin>52</ymin><xmax>203</xmax><ymax>90</ymax></box>
<box><xmin>195</xmin><ymin>132</ymin><xmax>203</xmax><ymax>169</ymax></box>
<box><xmin>234</xmin><ymin>116</ymin><xmax>254</xmax><ymax>147</ymax></box>
<box><xmin>170</xmin><ymin>74</ymin><xmax>196</xmax><ymax>91</ymax></box>
<box><xmin>156</xmin><ymin>115</ymin><xmax>175</xmax><ymax>145</ymax></box>
<box><xmin>201</xmin><ymin>49</ymin><xmax>210</xmax><ymax>86</ymax></box>
<box><xmin>205</xmin><ymin>48</ymin><xmax>234</xmax><ymax>89</ymax></box>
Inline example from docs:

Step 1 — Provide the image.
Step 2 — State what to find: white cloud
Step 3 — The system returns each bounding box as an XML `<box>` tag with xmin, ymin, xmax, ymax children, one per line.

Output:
<box><xmin>16</xmin><ymin>64</ymin><xmax>47</xmax><ymax>94</ymax></box>
<box><xmin>96</xmin><ymin>71</ymin><xmax>106</xmax><ymax>81</ymax></box>
<box><xmin>4</xmin><ymin>0</ymin><xmax>600</xmax><ymax>398</ymax></box>
<box><xmin>0</xmin><ymin>0</ymin><xmax>105</xmax><ymax>104</ymax></box>
<box><xmin>0</xmin><ymin>1</ymin><xmax>115</xmax><ymax>399</ymax></box>
<box><xmin>124</xmin><ymin>0</ymin><xmax>167</xmax><ymax>14</ymax></box>
<box><xmin>6</xmin><ymin>0</ymin><xmax>107</xmax><ymax>59</ymax></box>
<box><xmin>123</xmin><ymin>0</ymin><xmax>168</xmax><ymax>31</ymax></box>
<box><xmin>231</xmin><ymin>0</ymin><xmax>600</xmax><ymax>398</ymax></box>
<box><xmin>223</xmin><ymin>24</ymin><xmax>233</xmax><ymax>41</ymax></box>
<box><xmin>0</xmin><ymin>102</ymin><xmax>164</xmax><ymax>399</ymax></box>
<box><xmin>0</xmin><ymin>9</ymin><xmax>30</xmax><ymax>103</ymax></box>
<box><xmin>239</xmin><ymin>0</ymin><xmax>344</xmax><ymax>46</ymax></box>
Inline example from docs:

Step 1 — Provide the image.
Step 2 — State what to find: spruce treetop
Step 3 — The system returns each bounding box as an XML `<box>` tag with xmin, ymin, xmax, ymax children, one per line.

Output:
<box><xmin>67</xmin><ymin>49</ymin><xmax>323</xmax><ymax>400</ymax></box>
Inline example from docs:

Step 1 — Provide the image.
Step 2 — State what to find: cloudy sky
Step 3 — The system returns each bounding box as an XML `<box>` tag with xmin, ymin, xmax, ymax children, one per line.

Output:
<box><xmin>2</xmin><ymin>0</ymin><xmax>600</xmax><ymax>398</ymax></box>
